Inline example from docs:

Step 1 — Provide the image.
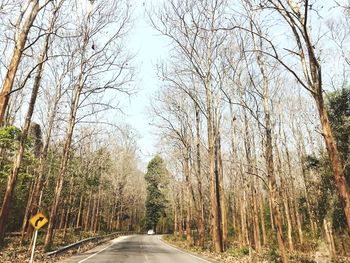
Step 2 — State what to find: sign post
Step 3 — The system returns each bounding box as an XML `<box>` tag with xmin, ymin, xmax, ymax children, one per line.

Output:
<box><xmin>29</xmin><ymin>229</ymin><xmax>38</xmax><ymax>263</ymax></box>
<box><xmin>29</xmin><ymin>212</ymin><xmax>48</xmax><ymax>263</ymax></box>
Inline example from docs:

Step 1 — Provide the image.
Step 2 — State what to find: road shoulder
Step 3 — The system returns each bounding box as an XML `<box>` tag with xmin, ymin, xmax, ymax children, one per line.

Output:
<box><xmin>56</xmin><ymin>236</ymin><xmax>129</xmax><ymax>263</ymax></box>
<box><xmin>159</xmin><ymin>236</ymin><xmax>218</xmax><ymax>263</ymax></box>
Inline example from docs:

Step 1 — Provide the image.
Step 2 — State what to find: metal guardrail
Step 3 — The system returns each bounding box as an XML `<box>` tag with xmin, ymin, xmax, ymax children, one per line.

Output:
<box><xmin>46</xmin><ymin>231</ymin><xmax>135</xmax><ymax>257</ymax></box>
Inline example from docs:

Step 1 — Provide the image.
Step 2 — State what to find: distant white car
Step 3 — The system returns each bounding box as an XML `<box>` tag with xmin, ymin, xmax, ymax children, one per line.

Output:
<box><xmin>147</xmin><ymin>229</ymin><xmax>155</xmax><ymax>235</ymax></box>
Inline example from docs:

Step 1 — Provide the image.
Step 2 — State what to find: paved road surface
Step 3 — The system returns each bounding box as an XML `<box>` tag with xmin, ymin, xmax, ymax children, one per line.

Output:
<box><xmin>59</xmin><ymin>235</ymin><xmax>215</xmax><ymax>263</ymax></box>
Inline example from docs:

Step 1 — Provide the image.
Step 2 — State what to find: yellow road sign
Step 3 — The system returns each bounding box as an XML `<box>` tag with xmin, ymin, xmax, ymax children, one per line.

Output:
<box><xmin>30</xmin><ymin>212</ymin><xmax>48</xmax><ymax>230</ymax></box>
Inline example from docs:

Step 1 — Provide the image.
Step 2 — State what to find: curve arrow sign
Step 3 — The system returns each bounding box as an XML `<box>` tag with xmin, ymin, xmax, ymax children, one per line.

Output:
<box><xmin>30</xmin><ymin>212</ymin><xmax>48</xmax><ymax>230</ymax></box>
<box><xmin>35</xmin><ymin>217</ymin><xmax>45</xmax><ymax>227</ymax></box>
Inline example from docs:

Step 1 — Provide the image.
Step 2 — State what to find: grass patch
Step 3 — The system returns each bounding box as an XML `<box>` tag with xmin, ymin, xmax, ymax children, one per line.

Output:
<box><xmin>268</xmin><ymin>247</ymin><xmax>281</xmax><ymax>263</ymax></box>
<box><xmin>226</xmin><ymin>246</ymin><xmax>250</xmax><ymax>258</ymax></box>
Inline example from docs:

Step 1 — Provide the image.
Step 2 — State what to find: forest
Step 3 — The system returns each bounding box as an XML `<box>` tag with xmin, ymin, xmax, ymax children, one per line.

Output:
<box><xmin>0</xmin><ymin>0</ymin><xmax>349</xmax><ymax>263</ymax></box>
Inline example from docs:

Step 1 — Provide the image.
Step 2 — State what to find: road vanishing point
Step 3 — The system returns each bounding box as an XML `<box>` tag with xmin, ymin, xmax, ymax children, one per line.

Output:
<box><xmin>59</xmin><ymin>235</ymin><xmax>215</xmax><ymax>263</ymax></box>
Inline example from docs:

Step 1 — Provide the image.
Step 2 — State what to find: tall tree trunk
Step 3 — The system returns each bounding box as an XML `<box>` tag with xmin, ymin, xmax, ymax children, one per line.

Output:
<box><xmin>184</xmin><ymin>154</ymin><xmax>192</xmax><ymax>246</ymax></box>
<box><xmin>44</xmin><ymin>35</ymin><xmax>88</xmax><ymax>246</ymax></box>
<box><xmin>76</xmin><ymin>194</ymin><xmax>83</xmax><ymax>228</ymax></box>
<box><xmin>284</xmin><ymin>131</ymin><xmax>303</xmax><ymax>244</ymax></box>
<box><xmin>63</xmin><ymin>175</ymin><xmax>74</xmax><ymax>240</ymax></box>
<box><xmin>194</xmin><ymin>84</ymin><xmax>205</xmax><ymax>248</ymax></box>
<box><xmin>252</xmin><ymin>131</ymin><xmax>264</xmax><ymax>249</ymax></box>
<box><xmin>266</xmin><ymin>134</ymin><xmax>287</xmax><ymax>262</ymax></box>
<box><xmin>84</xmin><ymin>190</ymin><xmax>92</xmax><ymax>231</ymax></box>
<box><xmin>295</xmin><ymin>128</ymin><xmax>317</xmax><ymax>234</ymax></box>
<box><xmin>26</xmin><ymin>81</ymin><xmax>63</xmax><ymax>239</ymax></box>
<box><xmin>174</xmin><ymin>202</ymin><xmax>178</xmax><ymax>237</ymax></box>
<box><xmin>216</xmin><ymin>119</ymin><xmax>227</xmax><ymax>249</ymax></box>
<box><xmin>276</xmin><ymin>142</ymin><xmax>294</xmax><ymax>252</ymax></box>
<box><xmin>238</xmin><ymin>162</ymin><xmax>249</xmax><ymax>247</ymax></box>
<box><xmin>283</xmin><ymin>195</ymin><xmax>294</xmax><ymax>251</ymax></box>
<box><xmin>259</xmin><ymin>194</ymin><xmax>267</xmax><ymax>246</ymax></box>
<box><xmin>268</xmin><ymin>196</ymin><xmax>275</xmax><ymax>231</ymax></box>
<box><xmin>90</xmin><ymin>194</ymin><xmax>97</xmax><ymax>232</ymax></box>
<box><xmin>44</xmin><ymin>94</ymin><xmax>79</xmax><ymax>247</ymax></box>
<box><xmin>62</xmin><ymin>201</ymin><xmax>70</xmax><ymax>240</ymax></box>
<box><xmin>239</xmin><ymin>83</ymin><xmax>261</xmax><ymax>251</ymax></box>
<box><xmin>59</xmin><ymin>204</ymin><xmax>66</xmax><ymax>229</ymax></box>
<box><xmin>0</xmin><ymin>6</ymin><xmax>53</xmax><ymax>239</ymax></box>
<box><xmin>314</xmin><ymin>92</ymin><xmax>350</xmax><ymax>234</ymax></box>
<box><xmin>252</xmin><ymin>184</ymin><xmax>261</xmax><ymax>251</ymax></box>
<box><xmin>324</xmin><ymin>219</ymin><xmax>336</xmax><ymax>258</ymax></box>
<box><xmin>20</xmin><ymin>179</ymin><xmax>35</xmax><ymax>243</ymax></box>
<box><xmin>24</xmin><ymin>0</ymin><xmax>64</xmax><ymax>242</ymax></box>
<box><xmin>0</xmin><ymin>0</ymin><xmax>40</xmax><ymax>125</ymax></box>
<box><xmin>241</xmin><ymin>190</ymin><xmax>250</xmax><ymax>247</ymax></box>
<box><xmin>179</xmin><ymin>187</ymin><xmax>184</xmax><ymax>237</ymax></box>
<box><xmin>252</xmin><ymin>28</ymin><xmax>287</xmax><ymax>261</ymax></box>
<box><xmin>93</xmin><ymin>187</ymin><xmax>101</xmax><ymax>233</ymax></box>
<box><xmin>109</xmin><ymin>201</ymin><xmax>115</xmax><ymax>232</ymax></box>
<box><xmin>271</xmin><ymin>0</ymin><xmax>350</xmax><ymax>234</ymax></box>
<box><xmin>294</xmin><ymin>200</ymin><xmax>303</xmax><ymax>244</ymax></box>
<box><xmin>205</xmin><ymin>78</ymin><xmax>223</xmax><ymax>253</ymax></box>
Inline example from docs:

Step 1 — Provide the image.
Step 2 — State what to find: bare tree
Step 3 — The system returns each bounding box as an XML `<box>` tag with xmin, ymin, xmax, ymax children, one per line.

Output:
<box><xmin>151</xmin><ymin>87</ymin><xmax>198</xmax><ymax>245</ymax></box>
<box><xmin>22</xmin><ymin>35</ymin><xmax>70</xmax><ymax>242</ymax></box>
<box><xmin>149</xmin><ymin>0</ymin><xmax>231</xmax><ymax>252</ymax></box>
<box><xmin>0</xmin><ymin>0</ymin><xmax>50</xmax><ymax>126</ymax></box>
<box><xmin>253</xmin><ymin>0</ymin><xmax>350</xmax><ymax>234</ymax></box>
<box><xmin>0</xmin><ymin>0</ymin><xmax>63</xmax><ymax>243</ymax></box>
<box><xmin>44</xmin><ymin>0</ymin><xmax>133</xmax><ymax>248</ymax></box>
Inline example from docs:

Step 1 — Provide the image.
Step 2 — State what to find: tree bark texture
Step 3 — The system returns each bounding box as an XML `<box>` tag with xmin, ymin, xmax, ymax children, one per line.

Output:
<box><xmin>0</xmin><ymin>0</ymin><xmax>40</xmax><ymax>125</ymax></box>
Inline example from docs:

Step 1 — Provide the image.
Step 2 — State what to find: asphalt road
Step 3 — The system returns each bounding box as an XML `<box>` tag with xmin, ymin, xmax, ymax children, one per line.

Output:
<box><xmin>59</xmin><ymin>235</ymin><xmax>215</xmax><ymax>263</ymax></box>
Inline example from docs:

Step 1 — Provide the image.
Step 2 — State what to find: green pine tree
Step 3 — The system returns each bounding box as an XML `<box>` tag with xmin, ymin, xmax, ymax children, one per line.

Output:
<box><xmin>304</xmin><ymin>87</ymin><xmax>350</xmax><ymax>231</ymax></box>
<box><xmin>144</xmin><ymin>155</ymin><xmax>168</xmax><ymax>231</ymax></box>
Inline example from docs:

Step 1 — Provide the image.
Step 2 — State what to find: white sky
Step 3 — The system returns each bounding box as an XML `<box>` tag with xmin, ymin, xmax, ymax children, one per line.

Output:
<box><xmin>120</xmin><ymin>0</ymin><xmax>168</xmax><ymax>164</ymax></box>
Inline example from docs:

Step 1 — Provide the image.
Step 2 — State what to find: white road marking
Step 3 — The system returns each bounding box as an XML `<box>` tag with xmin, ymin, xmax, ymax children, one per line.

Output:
<box><xmin>159</xmin><ymin>237</ymin><xmax>215</xmax><ymax>263</ymax></box>
<box><xmin>77</xmin><ymin>236</ymin><xmax>129</xmax><ymax>263</ymax></box>
<box><xmin>142</xmin><ymin>236</ymin><xmax>149</xmax><ymax>262</ymax></box>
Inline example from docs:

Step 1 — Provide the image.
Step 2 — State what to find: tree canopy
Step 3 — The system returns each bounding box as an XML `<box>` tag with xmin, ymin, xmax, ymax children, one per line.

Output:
<box><xmin>144</xmin><ymin>155</ymin><xmax>168</xmax><ymax>231</ymax></box>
